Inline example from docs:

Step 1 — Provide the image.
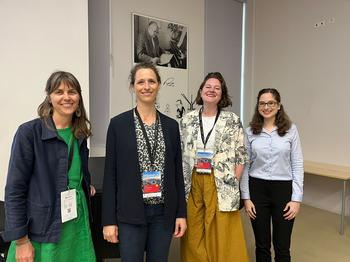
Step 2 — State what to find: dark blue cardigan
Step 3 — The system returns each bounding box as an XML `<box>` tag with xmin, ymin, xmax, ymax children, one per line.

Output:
<box><xmin>3</xmin><ymin>118</ymin><xmax>91</xmax><ymax>242</ymax></box>
<box><xmin>101</xmin><ymin>110</ymin><xmax>186</xmax><ymax>227</ymax></box>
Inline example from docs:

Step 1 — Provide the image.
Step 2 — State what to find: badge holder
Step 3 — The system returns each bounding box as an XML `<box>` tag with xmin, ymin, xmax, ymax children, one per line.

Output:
<box><xmin>195</xmin><ymin>149</ymin><xmax>214</xmax><ymax>174</ymax></box>
<box><xmin>61</xmin><ymin>189</ymin><xmax>77</xmax><ymax>223</ymax></box>
<box><xmin>142</xmin><ymin>171</ymin><xmax>162</xmax><ymax>198</ymax></box>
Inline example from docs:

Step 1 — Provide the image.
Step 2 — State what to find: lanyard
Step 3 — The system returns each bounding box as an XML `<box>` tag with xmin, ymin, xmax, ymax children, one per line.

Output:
<box><xmin>67</xmin><ymin>137</ymin><xmax>74</xmax><ymax>172</ymax></box>
<box><xmin>199</xmin><ymin>107</ymin><xmax>220</xmax><ymax>149</ymax></box>
<box><xmin>66</xmin><ymin>134</ymin><xmax>75</xmax><ymax>190</ymax></box>
<box><xmin>135</xmin><ymin>107</ymin><xmax>159</xmax><ymax>167</ymax></box>
<box><xmin>52</xmin><ymin>118</ymin><xmax>74</xmax><ymax>172</ymax></box>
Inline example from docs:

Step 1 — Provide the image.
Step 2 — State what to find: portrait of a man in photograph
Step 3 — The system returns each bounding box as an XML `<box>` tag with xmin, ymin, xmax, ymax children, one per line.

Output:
<box><xmin>133</xmin><ymin>14</ymin><xmax>187</xmax><ymax>69</ymax></box>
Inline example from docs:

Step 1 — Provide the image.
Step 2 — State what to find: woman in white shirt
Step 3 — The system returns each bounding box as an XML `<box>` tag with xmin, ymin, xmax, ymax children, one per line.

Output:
<box><xmin>241</xmin><ymin>88</ymin><xmax>304</xmax><ymax>262</ymax></box>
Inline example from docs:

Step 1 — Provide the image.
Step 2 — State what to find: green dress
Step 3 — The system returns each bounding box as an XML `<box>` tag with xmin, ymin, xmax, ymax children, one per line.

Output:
<box><xmin>7</xmin><ymin>127</ymin><xmax>96</xmax><ymax>262</ymax></box>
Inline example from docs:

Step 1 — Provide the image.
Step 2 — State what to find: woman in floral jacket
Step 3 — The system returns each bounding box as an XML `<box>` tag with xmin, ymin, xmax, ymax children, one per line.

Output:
<box><xmin>180</xmin><ymin>72</ymin><xmax>249</xmax><ymax>262</ymax></box>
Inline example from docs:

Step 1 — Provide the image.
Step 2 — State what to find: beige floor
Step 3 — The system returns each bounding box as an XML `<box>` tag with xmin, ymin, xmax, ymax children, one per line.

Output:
<box><xmin>241</xmin><ymin>204</ymin><xmax>350</xmax><ymax>262</ymax></box>
<box><xmin>106</xmin><ymin>204</ymin><xmax>350</xmax><ymax>261</ymax></box>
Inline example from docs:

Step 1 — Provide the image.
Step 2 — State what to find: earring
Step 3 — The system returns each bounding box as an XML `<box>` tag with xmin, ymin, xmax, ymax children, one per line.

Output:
<box><xmin>75</xmin><ymin>108</ymin><xmax>81</xmax><ymax>117</ymax></box>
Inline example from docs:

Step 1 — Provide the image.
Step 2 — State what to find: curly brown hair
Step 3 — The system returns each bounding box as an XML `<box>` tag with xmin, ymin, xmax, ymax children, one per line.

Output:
<box><xmin>195</xmin><ymin>72</ymin><xmax>232</xmax><ymax>109</ymax></box>
<box><xmin>37</xmin><ymin>71</ymin><xmax>91</xmax><ymax>139</ymax></box>
<box><xmin>250</xmin><ymin>88</ymin><xmax>291</xmax><ymax>136</ymax></box>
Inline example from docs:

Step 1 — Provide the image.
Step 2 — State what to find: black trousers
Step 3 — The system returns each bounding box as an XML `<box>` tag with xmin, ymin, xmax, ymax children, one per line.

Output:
<box><xmin>249</xmin><ymin>177</ymin><xmax>294</xmax><ymax>262</ymax></box>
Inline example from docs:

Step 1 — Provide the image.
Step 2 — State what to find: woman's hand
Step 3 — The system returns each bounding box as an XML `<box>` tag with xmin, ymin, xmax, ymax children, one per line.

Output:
<box><xmin>90</xmin><ymin>185</ymin><xmax>96</xmax><ymax>196</ymax></box>
<box><xmin>103</xmin><ymin>225</ymin><xmax>119</xmax><ymax>243</ymax></box>
<box><xmin>244</xmin><ymin>199</ymin><xmax>256</xmax><ymax>219</ymax></box>
<box><xmin>283</xmin><ymin>201</ymin><xmax>300</xmax><ymax>220</ymax></box>
<box><xmin>15</xmin><ymin>236</ymin><xmax>34</xmax><ymax>262</ymax></box>
<box><xmin>173</xmin><ymin>218</ymin><xmax>187</xmax><ymax>238</ymax></box>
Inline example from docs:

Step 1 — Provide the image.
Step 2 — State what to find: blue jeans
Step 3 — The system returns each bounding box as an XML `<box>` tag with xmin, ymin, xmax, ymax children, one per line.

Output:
<box><xmin>118</xmin><ymin>204</ymin><xmax>173</xmax><ymax>262</ymax></box>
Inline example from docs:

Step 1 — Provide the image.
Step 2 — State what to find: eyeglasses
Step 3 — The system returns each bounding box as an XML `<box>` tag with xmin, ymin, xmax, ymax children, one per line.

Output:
<box><xmin>258</xmin><ymin>101</ymin><xmax>278</xmax><ymax>108</ymax></box>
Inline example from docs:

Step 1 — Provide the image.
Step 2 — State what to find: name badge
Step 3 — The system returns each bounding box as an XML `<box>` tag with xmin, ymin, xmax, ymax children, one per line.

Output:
<box><xmin>142</xmin><ymin>171</ymin><xmax>162</xmax><ymax>198</ymax></box>
<box><xmin>61</xmin><ymin>189</ymin><xmax>77</xmax><ymax>223</ymax></box>
<box><xmin>195</xmin><ymin>149</ymin><xmax>214</xmax><ymax>174</ymax></box>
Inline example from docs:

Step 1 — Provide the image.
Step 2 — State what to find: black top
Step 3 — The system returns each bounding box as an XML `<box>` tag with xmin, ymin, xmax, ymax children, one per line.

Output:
<box><xmin>101</xmin><ymin>110</ymin><xmax>186</xmax><ymax>228</ymax></box>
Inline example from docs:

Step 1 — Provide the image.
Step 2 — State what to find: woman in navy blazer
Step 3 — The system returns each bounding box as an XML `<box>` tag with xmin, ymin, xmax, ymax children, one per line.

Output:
<box><xmin>102</xmin><ymin>62</ymin><xmax>187</xmax><ymax>262</ymax></box>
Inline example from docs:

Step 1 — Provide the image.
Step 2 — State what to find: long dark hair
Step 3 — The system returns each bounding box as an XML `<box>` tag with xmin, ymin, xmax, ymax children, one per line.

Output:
<box><xmin>37</xmin><ymin>71</ymin><xmax>91</xmax><ymax>139</ymax></box>
<box><xmin>250</xmin><ymin>88</ymin><xmax>291</xmax><ymax>136</ymax></box>
<box><xmin>195</xmin><ymin>72</ymin><xmax>232</xmax><ymax>109</ymax></box>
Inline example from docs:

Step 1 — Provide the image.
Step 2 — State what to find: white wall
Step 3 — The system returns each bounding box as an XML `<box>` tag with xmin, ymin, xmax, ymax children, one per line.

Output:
<box><xmin>0</xmin><ymin>0</ymin><xmax>89</xmax><ymax>200</ymax></box>
<box><xmin>245</xmin><ymin>0</ymin><xmax>350</xmax><ymax>215</ymax></box>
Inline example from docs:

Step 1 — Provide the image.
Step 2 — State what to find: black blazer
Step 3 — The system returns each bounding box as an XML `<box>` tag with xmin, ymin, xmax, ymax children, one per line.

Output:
<box><xmin>101</xmin><ymin>110</ymin><xmax>186</xmax><ymax>228</ymax></box>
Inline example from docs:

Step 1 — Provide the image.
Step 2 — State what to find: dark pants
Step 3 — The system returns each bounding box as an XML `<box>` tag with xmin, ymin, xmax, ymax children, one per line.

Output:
<box><xmin>249</xmin><ymin>177</ymin><xmax>294</xmax><ymax>262</ymax></box>
<box><xmin>118</xmin><ymin>204</ymin><xmax>173</xmax><ymax>262</ymax></box>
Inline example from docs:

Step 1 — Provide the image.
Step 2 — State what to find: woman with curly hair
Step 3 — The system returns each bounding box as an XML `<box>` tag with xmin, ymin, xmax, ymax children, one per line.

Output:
<box><xmin>241</xmin><ymin>88</ymin><xmax>304</xmax><ymax>262</ymax></box>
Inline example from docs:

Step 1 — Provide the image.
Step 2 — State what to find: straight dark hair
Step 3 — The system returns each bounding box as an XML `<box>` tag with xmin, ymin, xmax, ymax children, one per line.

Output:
<box><xmin>37</xmin><ymin>71</ymin><xmax>92</xmax><ymax>139</ymax></box>
<box><xmin>250</xmin><ymin>88</ymin><xmax>291</xmax><ymax>136</ymax></box>
<box><xmin>195</xmin><ymin>72</ymin><xmax>232</xmax><ymax>109</ymax></box>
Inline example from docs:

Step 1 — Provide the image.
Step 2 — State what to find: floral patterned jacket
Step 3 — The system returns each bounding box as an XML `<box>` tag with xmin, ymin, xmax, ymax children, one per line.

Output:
<box><xmin>180</xmin><ymin>108</ymin><xmax>248</xmax><ymax>211</ymax></box>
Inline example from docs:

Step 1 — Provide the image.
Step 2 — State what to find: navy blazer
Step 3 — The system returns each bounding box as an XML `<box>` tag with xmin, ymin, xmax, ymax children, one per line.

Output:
<box><xmin>2</xmin><ymin>118</ymin><xmax>91</xmax><ymax>242</ymax></box>
<box><xmin>101</xmin><ymin>110</ymin><xmax>186</xmax><ymax>227</ymax></box>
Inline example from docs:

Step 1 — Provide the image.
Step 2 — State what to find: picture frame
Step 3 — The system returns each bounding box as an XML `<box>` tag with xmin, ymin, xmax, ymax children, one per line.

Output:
<box><xmin>132</xmin><ymin>13</ymin><xmax>188</xmax><ymax>69</ymax></box>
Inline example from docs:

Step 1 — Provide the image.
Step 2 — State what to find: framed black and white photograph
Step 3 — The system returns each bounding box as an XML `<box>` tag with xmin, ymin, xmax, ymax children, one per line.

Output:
<box><xmin>131</xmin><ymin>13</ymin><xmax>190</xmax><ymax>120</ymax></box>
<box><xmin>132</xmin><ymin>13</ymin><xmax>188</xmax><ymax>69</ymax></box>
